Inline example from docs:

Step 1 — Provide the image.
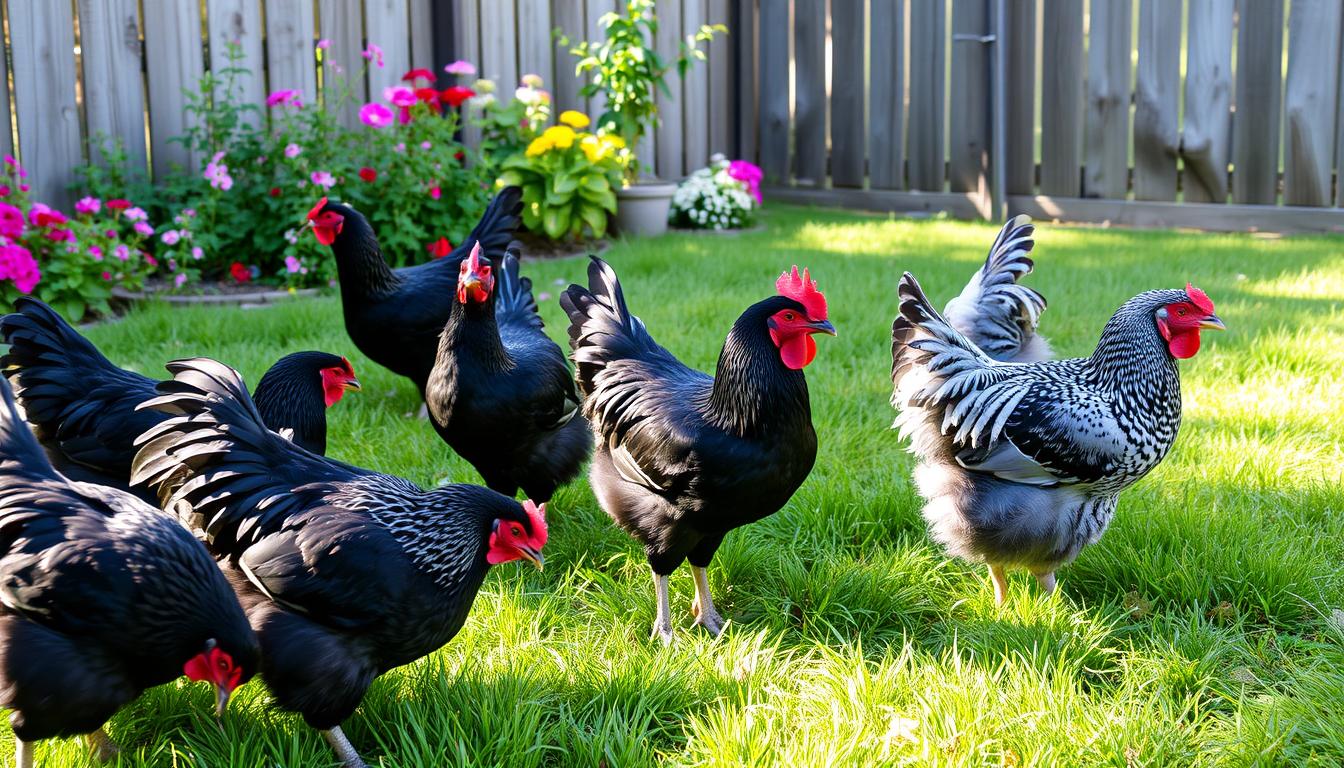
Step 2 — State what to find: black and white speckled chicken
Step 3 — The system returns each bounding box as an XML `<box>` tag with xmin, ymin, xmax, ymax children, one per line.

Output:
<box><xmin>891</xmin><ymin>248</ymin><xmax>1225</xmax><ymax>604</ymax></box>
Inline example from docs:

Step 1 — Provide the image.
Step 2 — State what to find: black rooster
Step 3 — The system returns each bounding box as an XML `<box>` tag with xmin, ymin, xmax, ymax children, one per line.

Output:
<box><xmin>0</xmin><ymin>376</ymin><xmax>258</xmax><ymax>768</ymax></box>
<box><xmin>132</xmin><ymin>358</ymin><xmax>548</xmax><ymax>768</ymax></box>
<box><xmin>561</xmin><ymin>258</ymin><xmax>834</xmax><ymax>643</ymax></box>
<box><xmin>307</xmin><ymin>186</ymin><xmax>523</xmax><ymax>392</ymax></box>
<box><xmin>425</xmin><ymin>243</ymin><xmax>591</xmax><ymax>500</ymax></box>
<box><xmin>0</xmin><ymin>297</ymin><xmax>359</xmax><ymax>498</ymax></box>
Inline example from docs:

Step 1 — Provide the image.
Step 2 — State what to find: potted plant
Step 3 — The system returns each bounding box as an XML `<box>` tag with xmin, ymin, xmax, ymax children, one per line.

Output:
<box><xmin>567</xmin><ymin>0</ymin><xmax>724</xmax><ymax>236</ymax></box>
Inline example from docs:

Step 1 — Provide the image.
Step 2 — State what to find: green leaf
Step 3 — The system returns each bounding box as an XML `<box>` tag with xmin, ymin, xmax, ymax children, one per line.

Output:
<box><xmin>582</xmin><ymin>174</ymin><xmax>610</xmax><ymax>194</ymax></box>
<box><xmin>579</xmin><ymin>203</ymin><xmax>608</xmax><ymax>238</ymax></box>
<box><xmin>542</xmin><ymin>206</ymin><xmax>571</xmax><ymax>240</ymax></box>
<box><xmin>553</xmin><ymin>173</ymin><xmax>580</xmax><ymax>195</ymax></box>
<box><xmin>497</xmin><ymin>170</ymin><xmax>526</xmax><ymax>187</ymax></box>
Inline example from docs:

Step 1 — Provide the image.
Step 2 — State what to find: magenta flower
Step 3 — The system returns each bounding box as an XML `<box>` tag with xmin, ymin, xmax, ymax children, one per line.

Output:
<box><xmin>203</xmin><ymin>151</ymin><xmax>234</xmax><ymax>191</ymax></box>
<box><xmin>0</xmin><ymin>202</ymin><xmax>23</xmax><ymax>240</ymax></box>
<box><xmin>134</xmin><ymin>221</ymin><xmax>153</xmax><ymax>237</ymax></box>
<box><xmin>359</xmin><ymin>102</ymin><xmax>394</xmax><ymax>128</ymax></box>
<box><xmin>284</xmin><ymin>142</ymin><xmax>303</xmax><ymax>158</ymax></box>
<box><xmin>191</xmin><ymin>246</ymin><xmax>203</xmax><ymax>260</ymax></box>
<box><xmin>267</xmin><ymin>89</ymin><xmax>303</xmax><ymax>107</ymax></box>
<box><xmin>89</xmin><ymin>245</ymin><xmax>103</xmax><ymax>260</ymax></box>
<box><xmin>174</xmin><ymin>273</ymin><xmax>189</xmax><ymax>288</ymax></box>
<box><xmin>727</xmin><ymin>160</ymin><xmax>764</xmax><ymax>204</ymax></box>
<box><xmin>420</xmin><ymin>141</ymin><xmax>432</xmax><ymax>151</ymax></box>
<box><xmin>310</xmin><ymin>170</ymin><xmax>336</xmax><ymax>189</ymax></box>
<box><xmin>0</xmin><ymin>243</ymin><xmax>41</xmax><ymax>293</ymax></box>
<box><xmin>429</xmin><ymin>185</ymin><xmax>441</xmax><ymax>200</ymax></box>
<box><xmin>124</xmin><ymin>206</ymin><xmax>147</xmax><ymax>222</ymax></box>
<box><xmin>114</xmin><ymin>244</ymin><xmax>130</xmax><ymax>261</ymax></box>
<box><xmin>161</xmin><ymin>230</ymin><xmax>181</xmax><ymax>246</ymax></box>
<box><xmin>362</xmin><ymin>42</ymin><xmax>384</xmax><ymax>67</ymax></box>
<box><xmin>384</xmin><ymin>86</ymin><xmax>417</xmax><ymax>124</ymax></box>
<box><xmin>444</xmin><ymin>60</ymin><xmax>476</xmax><ymax>76</ymax></box>
<box><xmin>316</xmin><ymin>38</ymin><xmax>331</xmax><ymax>50</ymax></box>
<box><xmin>101</xmin><ymin>271</ymin><xmax>112</xmax><ymax>281</ymax></box>
<box><xmin>75</xmin><ymin>196</ymin><xmax>102</xmax><ymax>215</ymax></box>
<box><xmin>285</xmin><ymin>255</ymin><xmax>302</xmax><ymax>273</ymax></box>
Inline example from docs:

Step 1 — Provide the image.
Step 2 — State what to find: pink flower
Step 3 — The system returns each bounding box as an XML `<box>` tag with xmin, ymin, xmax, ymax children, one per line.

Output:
<box><xmin>124</xmin><ymin>206</ymin><xmax>147</xmax><ymax>222</ymax></box>
<box><xmin>285</xmin><ymin>143</ymin><xmax>303</xmax><ymax>158</ymax></box>
<box><xmin>384</xmin><ymin>86</ymin><xmax>417</xmax><ymax>106</ymax></box>
<box><xmin>420</xmin><ymin>141</ymin><xmax>432</xmax><ymax>151</ymax></box>
<box><xmin>105</xmin><ymin>229</ymin><xmax>116</xmax><ymax>237</ymax></box>
<box><xmin>89</xmin><ymin>245</ymin><xmax>103</xmax><ymax>260</ymax></box>
<box><xmin>191</xmin><ymin>246</ymin><xmax>203</xmax><ymax>260</ymax></box>
<box><xmin>310</xmin><ymin>170</ymin><xmax>335</xmax><ymax>189</ymax></box>
<box><xmin>362</xmin><ymin>42</ymin><xmax>384</xmax><ymax>67</ymax></box>
<box><xmin>0</xmin><ymin>244</ymin><xmax>41</xmax><ymax>293</ymax></box>
<box><xmin>727</xmin><ymin>160</ymin><xmax>764</xmax><ymax>203</ymax></box>
<box><xmin>144</xmin><ymin>253</ymin><xmax>157</xmax><ymax>267</ymax></box>
<box><xmin>134</xmin><ymin>221</ymin><xmax>153</xmax><ymax>237</ymax></box>
<box><xmin>114</xmin><ymin>244</ymin><xmax>130</xmax><ymax>261</ymax></box>
<box><xmin>75</xmin><ymin>196</ymin><xmax>101</xmax><ymax>215</ymax></box>
<box><xmin>0</xmin><ymin>186</ymin><xmax>9</xmax><ymax>197</ymax></box>
<box><xmin>174</xmin><ymin>273</ymin><xmax>188</xmax><ymax>288</ymax></box>
<box><xmin>429</xmin><ymin>185</ymin><xmax>441</xmax><ymax>200</ymax></box>
<box><xmin>161</xmin><ymin>229</ymin><xmax>181</xmax><ymax>245</ymax></box>
<box><xmin>45</xmin><ymin>228</ymin><xmax>75</xmax><ymax>242</ymax></box>
<box><xmin>394</xmin><ymin>142</ymin><xmax>406</xmax><ymax>153</ymax></box>
<box><xmin>29</xmin><ymin>203</ymin><xmax>68</xmax><ymax>228</ymax></box>
<box><xmin>359</xmin><ymin>102</ymin><xmax>394</xmax><ymax>128</ymax></box>
<box><xmin>18</xmin><ymin>184</ymin><xmax>29</xmax><ymax>193</ymax></box>
<box><xmin>0</xmin><ymin>202</ymin><xmax>23</xmax><ymax>239</ymax></box>
<box><xmin>316</xmin><ymin>38</ymin><xmax>331</xmax><ymax>50</ymax></box>
<box><xmin>285</xmin><ymin>255</ymin><xmax>302</xmax><ymax>273</ymax></box>
<box><xmin>183</xmin><ymin>208</ymin><xmax>196</xmax><ymax>218</ymax></box>
<box><xmin>267</xmin><ymin>89</ymin><xmax>303</xmax><ymax>107</ymax></box>
<box><xmin>444</xmin><ymin>60</ymin><xmax>476</xmax><ymax>76</ymax></box>
<box><xmin>102</xmin><ymin>271</ymin><xmax>112</xmax><ymax>281</ymax></box>
<box><xmin>204</xmin><ymin>151</ymin><xmax>234</xmax><ymax>191</ymax></box>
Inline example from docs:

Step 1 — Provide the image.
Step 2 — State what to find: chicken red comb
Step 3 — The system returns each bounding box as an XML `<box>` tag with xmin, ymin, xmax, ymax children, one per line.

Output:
<box><xmin>306</xmin><ymin>197</ymin><xmax>328</xmax><ymax>221</ymax></box>
<box><xmin>776</xmin><ymin>266</ymin><xmax>828</xmax><ymax>321</ymax></box>
<box><xmin>523</xmin><ymin>499</ymin><xmax>548</xmax><ymax>547</ymax></box>
<box><xmin>340</xmin><ymin>356</ymin><xmax>356</xmax><ymax>376</ymax></box>
<box><xmin>467</xmin><ymin>241</ymin><xmax>483</xmax><ymax>270</ymax></box>
<box><xmin>1186</xmin><ymin>283</ymin><xmax>1214</xmax><ymax>314</ymax></box>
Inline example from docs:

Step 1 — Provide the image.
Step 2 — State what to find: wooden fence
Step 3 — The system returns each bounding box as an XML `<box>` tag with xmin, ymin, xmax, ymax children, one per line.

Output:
<box><xmin>5</xmin><ymin>0</ymin><xmax>1344</xmax><ymax>232</ymax></box>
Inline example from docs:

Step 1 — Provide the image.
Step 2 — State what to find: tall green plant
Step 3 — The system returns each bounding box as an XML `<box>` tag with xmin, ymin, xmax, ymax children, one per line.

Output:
<box><xmin>566</xmin><ymin>0</ymin><xmax>724</xmax><ymax>181</ymax></box>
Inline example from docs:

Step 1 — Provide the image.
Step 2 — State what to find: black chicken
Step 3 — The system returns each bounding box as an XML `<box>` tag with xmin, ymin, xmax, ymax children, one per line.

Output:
<box><xmin>0</xmin><ymin>376</ymin><xmax>258</xmax><ymax>768</ymax></box>
<box><xmin>425</xmin><ymin>243</ymin><xmax>591</xmax><ymax>500</ymax></box>
<box><xmin>307</xmin><ymin>186</ymin><xmax>524</xmax><ymax>392</ymax></box>
<box><xmin>561</xmin><ymin>258</ymin><xmax>834</xmax><ymax>643</ymax></box>
<box><xmin>131</xmin><ymin>358</ymin><xmax>548</xmax><ymax>768</ymax></box>
<box><xmin>0</xmin><ymin>297</ymin><xmax>359</xmax><ymax>498</ymax></box>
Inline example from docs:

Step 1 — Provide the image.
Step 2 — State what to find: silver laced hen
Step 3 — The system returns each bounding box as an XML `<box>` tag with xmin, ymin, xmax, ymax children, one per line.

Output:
<box><xmin>891</xmin><ymin>226</ymin><xmax>1224</xmax><ymax>604</ymax></box>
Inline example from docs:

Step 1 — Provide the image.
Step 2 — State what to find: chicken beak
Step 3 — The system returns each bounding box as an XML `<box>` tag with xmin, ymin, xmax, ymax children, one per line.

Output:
<box><xmin>214</xmin><ymin>685</ymin><xmax>231</xmax><ymax>719</ymax></box>
<box><xmin>1199</xmin><ymin>314</ymin><xmax>1226</xmax><ymax>331</ymax></box>
<box><xmin>342</xmin><ymin>377</ymin><xmax>362</xmax><ymax>392</ymax></box>
<box><xmin>518</xmin><ymin>546</ymin><xmax>545</xmax><ymax>571</ymax></box>
<box><xmin>807</xmin><ymin>319</ymin><xmax>837</xmax><ymax>336</ymax></box>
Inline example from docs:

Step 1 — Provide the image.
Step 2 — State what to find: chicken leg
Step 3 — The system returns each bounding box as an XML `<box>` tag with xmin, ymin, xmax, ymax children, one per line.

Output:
<box><xmin>690</xmin><ymin>566</ymin><xmax>726</xmax><ymax>636</ymax></box>
<box><xmin>85</xmin><ymin>727</ymin><xmax>121</xmax><ymax>762</ymax></box>
<box><xmin>323</xmin><ymin>726</ymin><xmax>369</xmax><ymax>768</ymax></box>
<box><xmin>651</xmin><ymin>571</ymin><xmax>674</xmax><ymax>645</ymax></box>
<box><xmin>15</xmin><ymin>739</ymin><xmax>32</xmax><ymax>768</ymax></box>
<box><xmin>989</xmin><ymin>564</ymin><xmax>1010</xmax><ymax>606</ymax></box>
<box><xmin>1033</xmin><ymin>569</ymin><xmax>1057</xmax><ymax>595</ymax></box>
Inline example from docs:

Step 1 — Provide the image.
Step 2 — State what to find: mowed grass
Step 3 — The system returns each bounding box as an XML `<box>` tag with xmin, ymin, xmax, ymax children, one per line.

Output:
<box><xmin>7</xmin><ymin>206</ymin><xmax>1344</xmax><ymax>767</ymax></box>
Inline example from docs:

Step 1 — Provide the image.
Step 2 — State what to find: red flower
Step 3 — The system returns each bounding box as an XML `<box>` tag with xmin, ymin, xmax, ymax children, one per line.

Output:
<box><xmin>0</xmin><ymin>185</ymin><xmax>9</xmax><ymax>197</ymax></box>
<box><xmin>33</xmin><ymin>208</ymin><xmax>68</xmax><ymax>228</ymax></box>
<box><xmin>402</xmin><ymin>68</ymin><xmax>436</xmax><ymax>83</ymax></box>
<box><xmin>229</xmin><ymin>261</ymin><xmax>252</xmax><ymax>283</ymax></box>
<box><xmin>415</xmin><ymin>87</ymin><xmax>443</xmax><ymax>113</ymax></box>
<box><xmin>440</xmin><ymin>86</ymin><xmax>475</xmax><ymax>108</ymax></box>
<box><xmin>358</xmin><ymin>167</ymin><xmax>377</xmax><ymax>182</ymax></box>
<box><xmin>426</xmin><ymin>237</ymin><xmax>452</xmax><ymax>258</ymax></box>
<box><xmin>106</xmin><ymin>199</ymin><xmax>131</xmax><ymax>210</ymax></box>
<box><xmin>269</xmin><ymin>187</ymin><xmax>281</xmax><ymax>197</ymax></box>
<box><xmin>454</xmin><ymin>150</ymin><xmax>465</xmax><ymax>163</ymax></box>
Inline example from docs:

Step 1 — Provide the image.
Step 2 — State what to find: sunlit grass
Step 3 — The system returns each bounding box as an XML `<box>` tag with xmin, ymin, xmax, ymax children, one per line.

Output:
<box><xmin>4</xmin><ymin>205</ymin><xmax>1342</xmax><ymax>766</ymax></box>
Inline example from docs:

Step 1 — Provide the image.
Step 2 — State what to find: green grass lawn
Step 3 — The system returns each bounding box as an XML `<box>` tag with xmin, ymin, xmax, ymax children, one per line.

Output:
<box><xmin>10</xmin><ymin>205</ymin><xmax>1344</xmax><ymax>766</ymax></box>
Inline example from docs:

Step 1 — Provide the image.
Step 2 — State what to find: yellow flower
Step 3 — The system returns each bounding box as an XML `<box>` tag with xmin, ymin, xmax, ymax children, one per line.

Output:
<box><xmin>525</xmin><ymin>135</ymin><xmax>552</xmax><ymax>157</ymax></box>
<box><xmin>580</xmin><ymin>135</ymin><xmax>605</xmax><ymax>163</ymax></box>
<box><xmin>542</xmin><ymin>125</ymin><xmax>576</xmax><ymax>149</ymax></box>
<box><xmin>600</xmin><ymin>134</ymin><xmax>626</xmax><ymax>150</ymax></box>
<box><xmin>560</xmin><ymin>110</ymin><xmax>591</xmax><ymax>129</ymax></box>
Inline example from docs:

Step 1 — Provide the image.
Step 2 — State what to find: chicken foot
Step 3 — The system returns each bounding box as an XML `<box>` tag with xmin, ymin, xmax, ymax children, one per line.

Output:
<box><xmin>323</xmin><ymin>726</ymin><xmax>369</xmax><ymax>768</ymax></box>
<box><xmin>15</xmin><ymin>739</ymin><xmax>32</xmax><ymax>768</ymax></box>
<box><xmin>1033</xmin><ymin>570</ymin><xmax>1057</xmax><ymax>595</ymax></box>
<box><xmin>85</xmin><ymin>727</ymin><xmax>121</xmax><ymax>762</ymax></box>
<box><xmin>651</xmin><ymin>571</ymin><xmax>674</xmax><ymax>645</ymax></box>
<box><xmin>690</xmin><ymin>566</ymin><xmax>726</xmax><ymax>636</ymax></box>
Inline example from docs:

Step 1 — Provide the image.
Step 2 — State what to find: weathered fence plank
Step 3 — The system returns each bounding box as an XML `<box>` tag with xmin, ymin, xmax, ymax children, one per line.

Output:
<box><xmin>552</xmin><ymin>0</ymin><xmax>587</xmax><ymax>113</ymax></box>
<box><xmin>830</xmin><ymin>0</ymin><xmax>865</xmax><ymax>187</ymax></box>
<box><xmin>454</xmin><ymin>0</ymin><xmax>483</xmax><ymax>149</ymax></box>
<box><xmin>586</xmin><ymin>0</ymin><xmax>616</xmax><ymax>135</ymax></box>
<box><xmin>707</xmin><ymin>0</ymin><xmax>733</xmax><ymax>157</ymax></box>
<box><xmin>0</xmin><ymin>9</ymin><xmax>10</xmax><ymax>160</ymax></box>
<box><xmin>1039</xmin><ymin>0</ymin><xmax>1084</xmax><ymax>197</ymax></box>
<box><xmin>516</xmin><ymin>0</ymin><xmax>555</xmax><ymax>98</ymax></box>
<box><xmin>77</xmin><ymin>0</ymin><xmax>147</xmax><ymax>169</ymax></box>
<box><xmin>654</xmin><ymin>0</ymin><xmax>684</xmax><ymax>178</ymax></box>
<box><xmin>1232</xmin><ymin>0</ymin><xmax>1284</xmax><ymax>205</ymax></box>
<box><xmin>869</xmin><ymin>0</ymin><xmax>904</xmax><ymax>189</ymax></box>
<box><xmin>142</xmin><ymin>0</ymin><xmax>204</xmax><ymax>175</ymax></box>
<box><xmin>264</xmin><ymin>0</ymin><xmax>317</xmax><ymax>107</ymax></box>
<box><xmin>949</xmin><ymin>0</ymin><xmax>991</xmax><ymax>203</ymax></box>
<box><xmin>734</xmin><ymin>0</ymin><xmax>758</xmax><ymax>163</ymax></box>
<box><xmin>208</xmin><ymin>0</ymin><xmax>266</xmax><ymax>115</ymax></box>
<box><xmin>479</xmin><ymin>1</ymin><xmax>519</xmax><ymax>93</ymax></box>
<box><xmin>1283</xmin><ymin>0</ymin><xmax>1342</xmax><ymax>206</ymax></box>
<box><xmin>793</xmin><ymin>0</ymin><xmax>826</xmax><ymax>185</ymax></box>
<box><xmin>409</xmin><ymin>0</ymin><xmax>436</xmax><ymax>72</ymax></box>
<box><xmin>908</xmin><ymin>0</ymin><xmax>946</xmax><ymax>191</ymax></box>
<box><xmin>366</xmin><ymin>0</ymin><xmax>411</xmax><ymax>95</ymax></box>
<box><xmin>758</xmin><ymin>0</ymin><xmax>789</xmax><ymax>183</ymax></box>
<box><xmin>1004</xmin><ymin>0</ymin><xmax>1036</xmax><ymax>194</ymax></box>
<box><xmin>1083</xmin><ymin>0</ymin><xmax>1132</xmax><ymax>199</ymax></box>
<box><xmin>319</xmin><ymin>0</ymin><xmax>365</xmax><ymax>128</ymax></box>
<box><xmin>1134</xmin><ymin>0</ymin><xmax>1182</xmax><ymax>201</ymax></box>
<box><xmin>683</xmin><ymin>0</ymin><xmax>712</xmax><ymax>174</ymax></box>
<box><xmin>1180</xmin><ymin>0</ymin><xmax>1234</xmax><ymax>202</ymax></box>
<box><xmin>9</xmin><ymin>0</ymin><xmax>82</xmax><ymax>206</ymax></box>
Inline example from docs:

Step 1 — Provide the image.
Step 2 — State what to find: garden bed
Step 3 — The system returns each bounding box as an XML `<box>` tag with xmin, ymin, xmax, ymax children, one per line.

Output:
<box><xmin>112</xmin><ymin>282</ymin><xmax>322</xmax><ymax>306</ymax></box>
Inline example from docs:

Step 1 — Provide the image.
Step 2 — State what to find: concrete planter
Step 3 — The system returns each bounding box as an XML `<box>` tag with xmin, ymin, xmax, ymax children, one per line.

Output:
<box><xmin>615</xmin><ymin>180</ymin><xmax>677</xmax><ymax>237</ymax></box>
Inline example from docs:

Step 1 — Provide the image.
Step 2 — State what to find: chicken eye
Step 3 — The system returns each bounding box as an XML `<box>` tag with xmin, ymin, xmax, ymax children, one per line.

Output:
<box><xmin>511</xmin><ymin>525</ymin><xmax>522</xmax><ymax>536</ymax></box>
<box><xmin>1177</xmin><ymin>307</ymin><xmax>1187</xmax><ymax>316</ymax></box>
<box><xmin>783</xmin><ymin>312</ymin><xmax>795</xmax><ymax>321</ymax></box>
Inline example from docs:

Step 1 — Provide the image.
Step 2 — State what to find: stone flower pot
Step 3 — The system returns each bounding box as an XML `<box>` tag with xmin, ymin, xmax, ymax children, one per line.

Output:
<box><xmin>615</xmin><ymin>180</ymin><xmax>677</xmax><ymax>237</ymax></box>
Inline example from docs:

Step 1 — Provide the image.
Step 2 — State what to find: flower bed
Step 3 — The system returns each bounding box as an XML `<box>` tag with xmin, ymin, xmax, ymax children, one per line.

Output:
<box><xmin>669</xmin><ymin>155</ymin><xmax>762</xmax><ymax>231</ymax></box>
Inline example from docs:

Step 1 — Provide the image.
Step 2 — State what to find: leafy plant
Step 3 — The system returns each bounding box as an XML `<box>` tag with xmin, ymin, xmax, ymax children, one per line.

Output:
<box><xmin>565</xmin><ymin>0</ymin><xmax>725</xmax><ymax>181</ymax></box>
<box><xmin>496</xmin><ymin>111</ymin><xmax>628</xmax><ymax>240</ymax></box>
<box><xmin>470</xmin><ymin>74</ymin><xmax>551</xmax><ymax>173</ymax></box>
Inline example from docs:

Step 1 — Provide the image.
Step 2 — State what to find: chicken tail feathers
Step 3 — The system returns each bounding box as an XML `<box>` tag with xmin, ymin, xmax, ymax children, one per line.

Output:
<box><xmin>0</xmin><ymin>375</ymin><xmax>58</xmax><ymax>484</ymax></box>
<box><xmin>560</xmin><ymin>255</ymin><xmax>660</xmax><ymax>396</ymax></box>
<box><xmin>942</xmin><ymin>215</ymin><xmax>1051</xmax><ymax>363</ymax></box>
<box><xmin>494</xmin><ymin>244</ymin><xmax>544</xmax><ymax>331</ymax></box>
<box><xmin>467</xmin><ymin>186</ymin><xmax>524</xmax><ymax>258</ymax></box>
